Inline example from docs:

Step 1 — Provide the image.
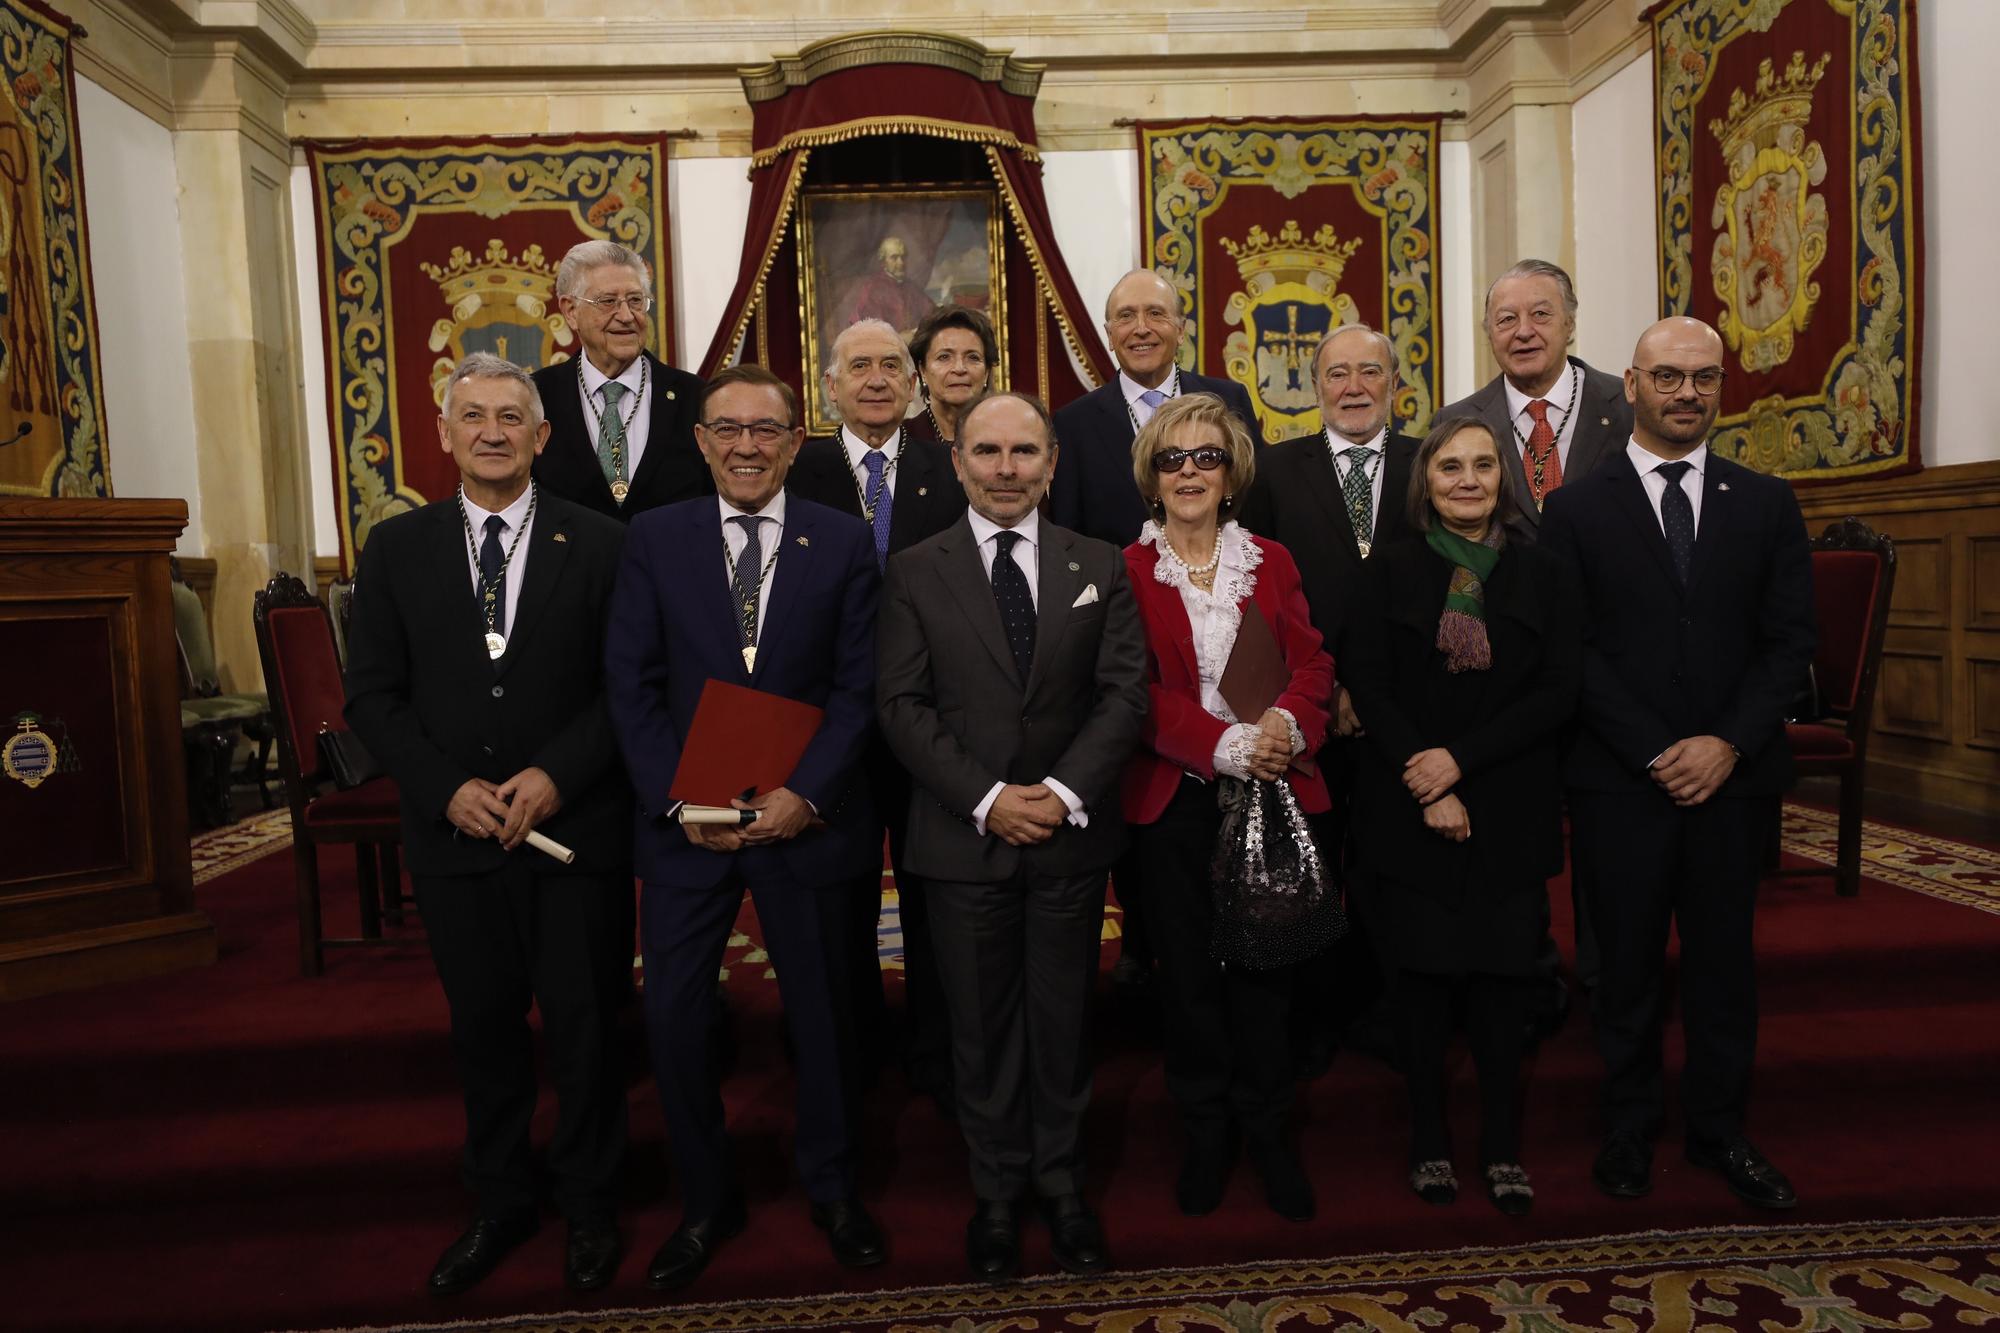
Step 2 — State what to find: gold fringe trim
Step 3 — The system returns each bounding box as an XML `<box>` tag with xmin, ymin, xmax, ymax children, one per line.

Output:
<box><xmin>753</xmin><ymin>118</ymin><xmax>1040</xmax><ymax>168</ymax></box>
<box><xmin>984</xmin><ymin>145</ymin><xmax>1103</xmax><ymax>388</ymax></box>
<box><xmin>728</xmin><ymin>149</ymin><xmax>812</xmax><ymax>370</ymax></box>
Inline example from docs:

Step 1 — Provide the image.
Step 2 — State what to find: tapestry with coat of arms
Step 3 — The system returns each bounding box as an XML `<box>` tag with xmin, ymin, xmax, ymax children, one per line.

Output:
<box><xmin>307</xmin><ymin>136</ymin><xmax>676</xmax><ymax>565</ymax></box>
<box><xmin>1138</xmin><ymin>117</ymin><xmax>1443</xmax><ymax>445</ymax></box>
<box><xmin>0</xmin><ymin>0</ymin><xmax>109</xmax><ymax>497</ymax></box>
<box><xmin>1652</xmin><ymin>0</ymin><xmax>1922</xmax><ymax>479</ymax></box>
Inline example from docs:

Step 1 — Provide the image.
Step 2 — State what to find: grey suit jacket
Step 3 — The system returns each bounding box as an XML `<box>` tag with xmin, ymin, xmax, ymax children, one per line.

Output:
<box><xmin>1434</xmin><ymin>356</ymin><xmax>1632</xmax><ymax>539</ymax></box>
<box><xmin>876</xmin><ymin>514</ymin><xmax>1149</xmax><ymax>883</ymax></box>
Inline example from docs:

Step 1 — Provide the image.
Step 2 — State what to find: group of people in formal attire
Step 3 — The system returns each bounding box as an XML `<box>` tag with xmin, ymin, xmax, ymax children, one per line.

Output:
<box><xmin>341</xmin><ymin>239</ymin><xmax>1817</xmax><ymax>1300</ymax></box>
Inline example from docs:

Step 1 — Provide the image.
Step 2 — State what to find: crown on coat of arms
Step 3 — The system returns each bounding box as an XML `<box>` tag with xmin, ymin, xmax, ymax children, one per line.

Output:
<box><xmin>1219</xmin><ymin>221</ymin><xmax>1363</xmax><ymax>291</ymax></box>
<box><xmin>1708</xmin><ymin>51</ymin><xmax>1831</xmax><ymax>155</ymax></box>
<box><xmin>420</xmin><ymin>239</ymin><xmax>558</xmax><ymax>318</ymax></box>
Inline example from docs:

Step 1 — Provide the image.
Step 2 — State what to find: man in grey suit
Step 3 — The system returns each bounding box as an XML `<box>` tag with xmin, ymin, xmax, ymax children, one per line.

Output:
<box><xmin>1436</xmin><ymin>259</ymin><xmax>1633</xmax><ymax>537</ymax></box>
<box><xmin>877</xmin><ymin>391</ymin><xmax>1148</xmax><ymax>1285</ymax></box>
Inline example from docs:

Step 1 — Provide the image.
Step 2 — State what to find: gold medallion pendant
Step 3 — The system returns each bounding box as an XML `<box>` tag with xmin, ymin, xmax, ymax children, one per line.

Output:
<box><xmin>485</xmin><ymin>632</ymin><xmax>507</xmax><ymax>660</ymax></box>
<box><xmin>741</xmin><ymin>646</ymin><xmax>757</xmax><ymax>672</ymax></box>
<box><xmin>1357</xmin><ymin>539</ymin><xmax>1372</xmax><ymax>559</ymax></box>
<box><xmin>610</xmin><ymin>480</ymin><xmax>630</xmax><ymax>503</ymax></box>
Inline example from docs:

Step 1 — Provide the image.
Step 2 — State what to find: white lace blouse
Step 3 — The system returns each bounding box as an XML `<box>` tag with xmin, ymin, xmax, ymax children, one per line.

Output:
<box><xmin>1140</xmin><ymin>519</ymin><xmax>1305</xmax><ymax>779</ymax></box>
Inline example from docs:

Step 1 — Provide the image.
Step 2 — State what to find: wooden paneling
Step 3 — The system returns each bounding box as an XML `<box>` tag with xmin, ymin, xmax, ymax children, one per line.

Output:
<box><xmin>1798</xmin><ymin>460</ymin><xmax>2000</xmax><ymax>813</ymax></box>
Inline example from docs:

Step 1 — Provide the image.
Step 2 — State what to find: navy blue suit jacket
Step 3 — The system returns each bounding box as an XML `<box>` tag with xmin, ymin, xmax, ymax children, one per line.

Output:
<box><xmin>605</xmin><ymin>492</ymin><xmax>882</xmax><ymax>888</ymax></box>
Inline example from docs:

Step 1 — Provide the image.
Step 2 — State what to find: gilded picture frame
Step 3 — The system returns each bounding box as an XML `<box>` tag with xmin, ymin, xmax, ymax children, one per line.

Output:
<box><xmin>798</xmin><ymin>185</ymin><xmax>1008</xmax><ymax>437</ymax></box>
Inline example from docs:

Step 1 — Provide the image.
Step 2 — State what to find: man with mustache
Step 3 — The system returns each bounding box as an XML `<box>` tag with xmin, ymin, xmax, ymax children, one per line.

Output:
<box><xmin>1542</xmin><ymin>316</ymin><xmax>1814</xmax><ymax>1211</ymax></box>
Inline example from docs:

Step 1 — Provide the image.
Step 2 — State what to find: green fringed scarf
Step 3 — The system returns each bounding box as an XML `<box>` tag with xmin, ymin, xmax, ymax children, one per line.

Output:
<box><xmin>1427</xmin><ymin>525</ymin><xmax>1503</xmax><ymax>673</ymax></box>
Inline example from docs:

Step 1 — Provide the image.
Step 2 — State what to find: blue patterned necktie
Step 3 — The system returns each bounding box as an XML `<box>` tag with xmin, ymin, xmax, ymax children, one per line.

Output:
<box><xmin>729</xmin><ymin>515</ymin><xmax>764</xmax><ymax>650</ymax></box>
<box><xmin>1136</xmin><ymin>387</ymin><xmax>1167</xmax><ymax>426</ymax></box>
<box><xmin>862</xmin><ymin>448</ymin><xmax>893</xmax><ymax>568</ymax></box>
<box><xmin>478</xmin><ymin>514</ymin><xmax>506</xmax><ymax>635</ymax></box>
<box><xmin>1655</xmin><ymin>460</ymin><xmax>1696</xmax><ymax>585</ymax></box>
<box><xmin>990</xmin><ymin>529</ymin><xmax>1036</xmax><ymax>681</ymax></box>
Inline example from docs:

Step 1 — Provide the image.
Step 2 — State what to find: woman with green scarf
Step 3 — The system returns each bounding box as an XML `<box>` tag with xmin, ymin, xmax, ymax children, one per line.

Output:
<box><xmin>1342</xmin><ymin>417</ymin><xmax>1582</xmax><ymax>1217</ymax></box>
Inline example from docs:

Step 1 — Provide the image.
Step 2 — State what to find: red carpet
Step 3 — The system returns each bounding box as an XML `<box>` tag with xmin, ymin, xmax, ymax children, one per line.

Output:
<box><xmin>3</xmin><ymin>810</ymin><xmax>1999</xmax><ymax>1332</ymax></box>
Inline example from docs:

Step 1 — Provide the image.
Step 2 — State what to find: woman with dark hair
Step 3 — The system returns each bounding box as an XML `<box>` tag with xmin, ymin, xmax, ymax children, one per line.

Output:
<box><xmin>1343</xmin><ymin>416</ymin><xmax>1581</xmax><ymax>1216</ymax></box>
<box><xmin>1120</xmin><ymin>392</ymin><xmax>1339</xmax><ymax>1221</ymax></box>
<box><xmin>907</xmin><ymin>305</ymin><xmax>996</xmax><ymax>445</ymax></box>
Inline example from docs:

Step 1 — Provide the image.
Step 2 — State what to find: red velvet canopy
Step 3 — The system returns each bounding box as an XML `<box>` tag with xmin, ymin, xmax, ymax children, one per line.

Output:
<box><xmin>698</xmin><ymin>33</ymin><xmax>1113</xmax><ymax>411</ymax></box>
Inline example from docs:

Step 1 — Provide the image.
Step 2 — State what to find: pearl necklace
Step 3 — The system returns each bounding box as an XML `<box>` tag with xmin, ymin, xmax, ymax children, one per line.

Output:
<box><xmin>1161</xmin><ymin>527</ymin><xmax>1222</xmax><ymax>584</ymax></box>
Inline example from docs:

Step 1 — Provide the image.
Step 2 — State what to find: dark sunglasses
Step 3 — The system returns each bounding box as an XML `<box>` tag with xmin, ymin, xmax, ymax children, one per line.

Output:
<box><xmin>1150</xmin><ymin>446</ymin><xmax>1229</xmax><ymax>474</ymax></box>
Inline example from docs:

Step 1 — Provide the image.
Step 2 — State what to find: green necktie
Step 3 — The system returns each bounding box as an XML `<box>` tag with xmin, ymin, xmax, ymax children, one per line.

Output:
<box><xmin>596</xmin><ymin>380</ymin><xmax>629</xmax><ymax>489</ymax></box>
<box><xmin>1339</xmin><ymin>445</ymin><xmax>1376</xmax><ymax>548</ymax></box>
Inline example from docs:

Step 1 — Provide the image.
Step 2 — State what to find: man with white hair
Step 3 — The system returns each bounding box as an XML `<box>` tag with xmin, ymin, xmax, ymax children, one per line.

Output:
<box><xmin>346</xmin><ymin>352</ymin><xmax>633</xmax><ymax>1296</ymax></box>
<box><xmin>532</xmin><ymin>239</ymin><xmax>710</xmax><ymax>519</ymax></box>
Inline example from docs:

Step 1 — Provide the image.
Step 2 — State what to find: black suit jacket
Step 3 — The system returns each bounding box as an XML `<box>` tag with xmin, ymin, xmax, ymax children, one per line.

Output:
<box><xmin>1540</xmin><ymin>448</ymin><xmax>1815</xmax><ymax>797</ymax></box>
<box><xmin>1237</xmin><ymin>430</ymin><xmax>1419</xmax><ymax>661</ymax></box>
<box><xmin>343</xmin><ymin>493</ymin><xmax>632</xmax><ymax>877</ymax></box>
<box><xmin>531</xmin><ymin>352</ymin><xmax>712</xmax><ymax>521</ymax></box>
<box><xmin>877</xmin><ymin>515</ymin><xmax>1149</xmax><ymax>883</ymax></box>
<box><xmin>787</xmin><ymin>431</ymin><xmax>968</xmax><ymax>557</ymax></box>
<box><xmin>1047</xmin><ymin>371</ymin><xmax>1259</xmax><ymax>546</ymax></box>
<box><xmin>1434</xmin><ymin>356</ymin><xmax>1631</xmax><ymax>540</ymax></box>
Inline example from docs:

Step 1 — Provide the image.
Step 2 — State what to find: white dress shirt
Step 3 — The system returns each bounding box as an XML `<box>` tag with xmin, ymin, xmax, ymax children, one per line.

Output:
<box><xmin>1627</xmin><ymin>438</ymin><xmax>1708</xmax><ymax>537</ymax></box>
<box><xmin>840</xmin><ymin>425</ymin><xmax>901</xmax><ymax>503</ymax></box>
<box><xmin>1503</xmin><ymin>360</ymin><xmax>1584</xmax><ymax>473</ymax></box>
<box><xmin>1119</xmin><ymin>367</ymin><xmax>1181</xmax><ymax>428</ymax></box>
<box><xmin>459</xmin><ymin>484</ymin><xmax>534</xmax><ymax>638</ymax></box>
<box><xmin>578</xmin><ymin>354</ymin><xmax>653</xmax><ymax>475</ymax></box>
<box><xmin>718</xmin><ymin>490</ymin><xmax>786</xmax><ymax>641</ymax></box>
<box><xmin>962</xmin><ymin>507</ymin><xmax>1088</xmax><ymax>833</ymax></box>
<box><xmin>1324</xmin><ymin>425</ymin><xmax>1389</xmax><ymax>537</ymax></box>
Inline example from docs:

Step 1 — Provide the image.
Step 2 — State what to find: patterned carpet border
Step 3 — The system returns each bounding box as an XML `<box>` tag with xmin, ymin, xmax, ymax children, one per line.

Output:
<box><xmin>191</xmin><ymin>808</ymin><xmax>293</xmax><ymax>884</ymax></box>
<box><xmin>299</xmin><ymin>1215</ymin><xmax>2000</xmax><ymax>1332</ymax></box>
<box><xmin>1779</xmin><ymin>803</ymin><xmax>2000</xmax><ymax>915</ymax></box>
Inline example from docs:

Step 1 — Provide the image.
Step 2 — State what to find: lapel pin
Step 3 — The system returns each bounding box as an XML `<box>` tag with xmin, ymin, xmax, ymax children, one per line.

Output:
<box><xmin>918</xmin><ymin>486</ymin><xmax>928</xmax><ymax>497</ymax></box>
<box><xmin>796</xmin><ymin>535</ymin><xmax>810</xmax><ymax>546</ymax></box>
<box><xmin>553</xmin><ymin>532</ymin><xmax>567</xmax><ymax>543</ymax></box>
<box><xmin>665</xmin><ymin>389</ymin><xmax>677</xmax><ymax>400</ymax></box>
<box><xmin>1068</xmin><ymin>561</ymin><xmax>1080</xmax><ymax>572</ymax></box>
<box><xmin>1718</xmin><ymin>482</ymin><xmax>1731</xmax><ymax>491</ymax></box>
<box><xmin>1599</xmin><ymin>416</ymin><xmax>1610</xmax><ymax>426</ymax></box>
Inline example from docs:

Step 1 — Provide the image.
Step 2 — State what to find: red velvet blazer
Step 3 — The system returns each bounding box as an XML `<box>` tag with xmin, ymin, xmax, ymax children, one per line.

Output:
<box><xmin>1120</xmin><ymin>531</ymin><xmax>1335</xmax><ymax>824</ymax></box>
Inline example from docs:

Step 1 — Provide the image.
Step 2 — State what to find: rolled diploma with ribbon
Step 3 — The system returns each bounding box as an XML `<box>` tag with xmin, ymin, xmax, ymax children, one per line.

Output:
<box><xmin>677</xmin><ymin>805</ymin><xmax>761</xmax><ymax>826</ymax></box>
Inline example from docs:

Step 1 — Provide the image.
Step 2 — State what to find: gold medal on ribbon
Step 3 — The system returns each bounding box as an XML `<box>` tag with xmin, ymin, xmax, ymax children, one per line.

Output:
<box><xmin>1357</xmin><ymin>539</ymin><xmax>1372</xmax><ymax>559</ymax></box>
<box><xmin>485</xmin><ymin>632</ymin><xmax>507</xmax><ymax>659</ymax></box>
<box><xmin>741</xmin><ymin>645</ymin><xmax>756</xmax><ymax>672</ymax></box>
<box><xmin>610</xmin><ymin>479</ymin><xmax>629</xmax><ymax>503</ymax></box>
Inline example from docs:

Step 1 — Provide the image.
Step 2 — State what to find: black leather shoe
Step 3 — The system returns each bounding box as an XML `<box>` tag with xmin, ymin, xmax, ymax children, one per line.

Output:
<box><xmin>645</xmin><ymin>1199</ymin><xmax>747</xmax><ymax>1291</ymax></box>
<box><xmin>1040</xmin><ymin>1194</ymin><xmax>1110</xmax><ymax>1275</ymax></box>
<box><xmin>1593</xmin><ymin>1129</ymin><xmax>1654</xmax><ymax>1199</ymax></box>
<box><xmin>564</xmin><ymin>1220</ymin><xmax>621</xmax><ymax>1292</ymax></box>
<box><xmin>1176</xmin><ymin>1134</ymin><xmax>1236</xmax><ymax>1216</ymax></box>
<box><xmin>1686</xmin><ymin>1135</ymin><xmax>1798</xmax><ymax>1210</ymax></box>
<box><xmin>1247</xmin><ymin>1137</ymin><xmax>1315</xmax><ymax>1221</ymax></box>
<box><xmin>811</xmin><ymin>1197</ymin><xmax>888</xmax><ymax>1268</ymax></box>
<box><xmin>428</xmin><ymin>1214</ymin><xmax>537</xmax><ymax>1297</ymax></box>
<box><xmin>965</xmin><ymin>1199</ymin><xmax>1019</xmax><ymax>1285</ymax></box>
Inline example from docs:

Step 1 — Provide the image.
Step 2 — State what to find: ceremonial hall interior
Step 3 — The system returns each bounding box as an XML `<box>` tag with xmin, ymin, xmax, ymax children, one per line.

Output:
<box><xmin>3</xmin><ymin>1</ymin><xmax>1997</xmax><ymax>1330</ymax></box>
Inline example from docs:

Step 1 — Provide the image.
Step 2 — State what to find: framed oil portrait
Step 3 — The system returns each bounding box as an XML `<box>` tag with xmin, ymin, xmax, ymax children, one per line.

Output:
<box><xmin>798</xmin><ymin>185</ymin><xmax>1008</xmax><ymax>436</ymax></box>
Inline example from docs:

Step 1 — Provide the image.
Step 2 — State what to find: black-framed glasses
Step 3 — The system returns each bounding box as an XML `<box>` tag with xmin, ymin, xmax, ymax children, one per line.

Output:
<box><xmin>575</xmin><ymin>293</ymin><xmax>654</xmax><ymax>315</ymax></box>
<box><xmin>1151</xmin><ymin>446</ymin><xmax>1229</xmax><ymax>474</ymax></box>
<box><xmin>1643</xmin><ymin>365</ymin><xmax>1727</xmax><ymax>395</ymax></box>
<box><xmin>701</xmin><ymin>418</ymin><xmax>790</xmax><ymax>444</ymax></box>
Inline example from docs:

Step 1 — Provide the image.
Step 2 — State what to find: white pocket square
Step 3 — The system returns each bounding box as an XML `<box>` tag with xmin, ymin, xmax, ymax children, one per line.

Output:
<box><xmin>1072</xmin><ymin>584</ymin><xmax>1099</xmax><ymax>608</ymax></box>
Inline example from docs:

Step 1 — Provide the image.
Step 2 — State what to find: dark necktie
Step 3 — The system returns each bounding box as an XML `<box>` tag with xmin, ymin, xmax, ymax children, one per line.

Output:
<box><xmin>990</xmin><ymin>529</ymin><xmax>1036</xmax><ymax>681</ymax></box>
<box><xmin>1338</xmin><ymin>445</ymin><xmax>1376</xmax><ymax>549</ymax></box>
<box><xmin>862</xmin><ymin>449</ymin><xmax>892</xmax><ymax>568</ymax></box>
<box><xmin>1655</xmin><ymin>460</ymin><xmax>1696</xmax><ymax>585</ymax></box>
<box><xmin>729</xmin><ymin>515</ymin><xmax>764</xmax><ymax>649</ymax></box>
<box><xmin>479</xmin><ymin>514</ymin><xmax>507</xmax><ymax>635</ymax></box>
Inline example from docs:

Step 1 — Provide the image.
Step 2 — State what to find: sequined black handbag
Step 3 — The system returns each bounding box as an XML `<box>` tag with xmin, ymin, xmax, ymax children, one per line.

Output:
<box><xmin>1209</xmin><ymin>776</ymin><xmax>1346</xmax><ymax>970</ymax></box>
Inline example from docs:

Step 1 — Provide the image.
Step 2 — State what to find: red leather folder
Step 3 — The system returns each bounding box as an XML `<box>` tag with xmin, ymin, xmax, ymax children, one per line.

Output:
<box><xmin>668</xmin><ymin>679</ymin><xmax>825</xmax><ymax>807</ymax></box>
<box><xmin>1218</xmin><ymin>602</ymin><xmax>1317</xmax><ymax>777</ymax></box>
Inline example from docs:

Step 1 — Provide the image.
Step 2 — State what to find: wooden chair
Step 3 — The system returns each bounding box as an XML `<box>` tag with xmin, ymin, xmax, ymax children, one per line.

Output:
<box><xmin>170</xmin><ymin>563</ymin><xmax>275</xmax><ymax>825</ymax></box>
<box><xmin>1780</xmin><ymin>517</ymin><xmax>1897</xmax><ymax>897</ymax></box>
<box><xmin>253</xmin><ymin>572</ymin><xmax>407</xmax><ymax>975</ymax></box>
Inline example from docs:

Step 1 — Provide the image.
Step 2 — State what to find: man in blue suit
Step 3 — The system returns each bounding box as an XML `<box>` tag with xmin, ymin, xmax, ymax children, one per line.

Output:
<box><xmin>605</xmin><ymin>364</ymin><xmax>886</xmax><ymax>1290</ymax></box>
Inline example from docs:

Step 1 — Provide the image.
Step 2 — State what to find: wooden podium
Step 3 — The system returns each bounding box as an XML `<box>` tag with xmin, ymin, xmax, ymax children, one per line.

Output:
<box><xmin>0</xmin><ymin>499</ymin><xmax>217</xmax><ymax>1000</ymax></box>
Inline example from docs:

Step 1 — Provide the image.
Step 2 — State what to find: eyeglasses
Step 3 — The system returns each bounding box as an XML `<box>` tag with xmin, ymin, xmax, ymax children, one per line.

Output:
<box><xmin>1151</xmin><ymin>446</ymin><xmax>1229</xmax><ymax>474</ymax></box>
<box><xmin>700</xmin><ymin>418</ymin><xmax>790</xmax><ymax>444</ymax></box>
<box><xmin>1642</xmin><ymin>366</ymin><xmax>1727</xmax><ymax>395</ymax></box>
<box><xmin>574</xmin><ymin>294</ymin><xmax>653</xmax><ymax>315</ymax></box>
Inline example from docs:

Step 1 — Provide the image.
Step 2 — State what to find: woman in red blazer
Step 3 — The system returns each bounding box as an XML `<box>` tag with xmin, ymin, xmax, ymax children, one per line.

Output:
<box><xmin>1119</xmin><ymin>393</ymin><xmax>1336</xmax><ymax>1223</ymax></box>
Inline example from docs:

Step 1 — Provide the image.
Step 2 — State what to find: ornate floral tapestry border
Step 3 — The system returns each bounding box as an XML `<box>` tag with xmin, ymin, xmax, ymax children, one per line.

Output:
<box><xmin>306</xmin><ymin>136</ymin><xmax>675</xmax><ymax>566</ymax></box>
<box><xmin>0</xmin><ymin>0</ymin><xmax>109</xmax><ymax>497</ymax></box>
<box><xmin>1138</xmin><ymin>118</ymin><xmax>1442</xmax><ymax>445</ymax></box>
<box><xmin>1652</xmin><ymin>0</ymin><xmax>1922</xmax><ymax>480</ymax></box>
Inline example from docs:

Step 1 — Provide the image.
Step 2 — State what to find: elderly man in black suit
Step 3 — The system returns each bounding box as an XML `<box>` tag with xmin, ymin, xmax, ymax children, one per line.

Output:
<box><xmin>1048</xmin><ymin>268</ymin><xmax>1258</xmax><ymax>547</ymax></box>
<box><xmin>1542</xmin><ymin>316</ymin><xmax>1815</xmax><ymax>1211</ymax></box>
<box><xmin>789</xmin><ymin>318</ymin><xmax>968</xmax><ymax>1109</ymax></box>
<box><xmin>1237</xmin><ymin>322</ymin><xmax>1418</xmax><ymax>1070</ymax></box>
<box><xmin>344</xmin><ymin>352</ymin><xmax>632</xmax><ymax>1296</ymax></box>
<box><xmin>531</xmin><ymin>239</ymin><xmax>711</xmax><ymax>520</ymax></box>
<box><xmin>877</xmin><ymin>392</ymin><xmax>1148</xmax><ymax>1284</ymax></box>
